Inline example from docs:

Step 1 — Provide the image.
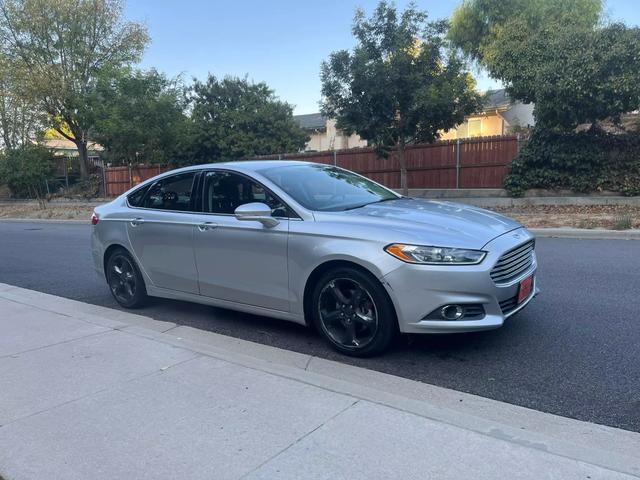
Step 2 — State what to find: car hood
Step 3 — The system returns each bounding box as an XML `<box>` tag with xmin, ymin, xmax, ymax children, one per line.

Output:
<box><xmin>315</xmin><ymin>198</ymin><xmax>522</xmax><ymax>249</ymax></box>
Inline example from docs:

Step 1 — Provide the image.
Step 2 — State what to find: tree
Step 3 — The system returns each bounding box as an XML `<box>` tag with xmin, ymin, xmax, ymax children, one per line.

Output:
<box><xmin>490</xmin><ymin>22</ymin><xmax>640</xmax><ymax>129</ymax></box>
<box><xmin>448</xmin><ymin>0</ymin><xmax>602</xmax><ymax>64</ymax></box>
<box><xmin>0</xmin><ymin>53</ymin><xmax>43</xmax><ymax>149</ymax></box>
<box><xmin>320</xmin><ymin>1</ymin><xmax>480</xmax><ymax>195</ymax></box>
<box><xmin>448</xmin><ymin>0</ymin><xmax>640</xmax><ymax>130</ymax></box>
<box><xmin>186</xmin><ymin>75</ymin><xmax>309</xmax><ymax>163</ymax></box>
<box><xmin>0</xmin><ymin>144</ymin><xmax>55</xmax><ymax>206</ymax></box>
<box><xmin>91</xmin><ymin>69</ymin><xmax>189</xmax><ymax>166</ymax></box>
<box><xmin>0</xmin><ymin>0</ymin><xmax>148</xmax><ymax>178</ymax></box>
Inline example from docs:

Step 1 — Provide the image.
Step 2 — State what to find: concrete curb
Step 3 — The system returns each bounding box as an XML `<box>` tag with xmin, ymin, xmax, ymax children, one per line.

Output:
<box><xmin>531</xmin><ymin>228</ymin><xmax>640</xmax><ymax>240</ymax></box>
<box><xmin>0</xmin><ymin>282</ymin><xmax>639</xmax><ymax>477</ymax></box>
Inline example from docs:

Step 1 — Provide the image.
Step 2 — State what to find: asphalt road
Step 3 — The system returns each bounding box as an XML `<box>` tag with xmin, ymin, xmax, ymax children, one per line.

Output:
<box><xmin>0</xmin><ymin>221</ymin><xmax>639</xmax><ymax>432</ymax></box>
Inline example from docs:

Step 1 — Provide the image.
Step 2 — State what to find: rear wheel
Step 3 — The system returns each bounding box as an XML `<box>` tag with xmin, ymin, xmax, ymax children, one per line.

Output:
<box><xmin>311</xmin><ymin>267</ymin><xmax>396</xmax><ymax>357</ymax></box>
<box><xmin>106</xmin><ymin>249</ymin><xmax>147</xmax><ymax>308</ymax></box>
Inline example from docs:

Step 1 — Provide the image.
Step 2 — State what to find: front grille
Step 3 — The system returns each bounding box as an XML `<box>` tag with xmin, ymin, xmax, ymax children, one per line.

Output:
<box><xmin>490</xmin><ymin>240</ymin><xmax>535</xmax><ymax>285</ymax></box>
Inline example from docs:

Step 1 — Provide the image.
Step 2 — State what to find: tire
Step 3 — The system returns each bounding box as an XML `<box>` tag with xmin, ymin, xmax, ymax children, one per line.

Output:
<box><xmin>105</xmin><ymin>248</ymin><xmax>148</xmax><ymax>308</ymax></box>
<box><xmin>311</xmin><ymin>266</ymin><xmax>396</xmax><ymax>357</ymax></box>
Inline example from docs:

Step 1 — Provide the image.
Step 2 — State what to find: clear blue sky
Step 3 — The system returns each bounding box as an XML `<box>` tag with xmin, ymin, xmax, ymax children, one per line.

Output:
<box><xmin>124</xmin><ymin>0</ymin><xmax>640</xmax><ymax>115</ymax></box>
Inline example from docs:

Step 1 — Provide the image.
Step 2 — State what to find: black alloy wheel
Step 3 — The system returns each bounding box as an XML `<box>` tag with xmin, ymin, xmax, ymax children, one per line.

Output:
<box><xmin>106</xmin><ymin>249</ymin><xmax>147</xmax><ymax>308</ymax></box>
<box><xmin>312</xmin><ymin>267</ymin><xmax>396</xmax><ymax>356</ymax></box>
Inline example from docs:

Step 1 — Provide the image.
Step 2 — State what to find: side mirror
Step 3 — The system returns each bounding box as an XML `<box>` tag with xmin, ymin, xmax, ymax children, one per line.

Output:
<box><xmin>234</xmin><ymin>202</ymin><xmax>280</xmax><ymax>228</ymax></box>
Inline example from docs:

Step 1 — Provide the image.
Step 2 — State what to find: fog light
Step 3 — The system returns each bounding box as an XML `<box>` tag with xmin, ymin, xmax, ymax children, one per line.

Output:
<box><xmin>440</xmin><ymin>305</ymin><xmax>464</xmax><ymax>320</ymax></box>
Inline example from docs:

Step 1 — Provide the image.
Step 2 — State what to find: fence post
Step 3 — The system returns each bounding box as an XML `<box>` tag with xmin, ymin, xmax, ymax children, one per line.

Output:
<box><xmin>333</xmin><ymin>150</ymin><xmax>337</xmax><ymax>166</ymax></box>
<box><xmin>455</xmin><ymin>139</ymin><xmax>461</xmax><ymax>189</ymax></box>
<box><xmin>516</xmin><ymin>133</ymin><xmax>522</xmax><ymax>153</ymax></box>
<box><xmin>101</xmin><ymin>160</ymin><xmax>107</xmax><ymax>198</ymax></box>
<box><xmin>128</xmin><ymin>164</ymin><xmax>133</xmax><ymax>189</ymax></box>
<box><xmin>64</xmin><ymin>157</ymin><xmax>69</xmax><ymax>191</ymax></box>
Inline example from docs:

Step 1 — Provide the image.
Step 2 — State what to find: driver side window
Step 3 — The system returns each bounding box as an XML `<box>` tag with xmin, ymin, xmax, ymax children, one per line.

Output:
<box><xmin>203</xmin><ymin>171</ymin><xmax>289</xmax><ymax>217</ymax></box>
<box><xmin>142</xmin><ymin>172</ymin><xmax>196</xmax><ymax>211</ymax></box>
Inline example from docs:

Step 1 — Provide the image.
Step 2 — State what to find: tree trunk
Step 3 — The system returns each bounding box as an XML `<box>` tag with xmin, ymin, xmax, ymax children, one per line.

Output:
<box><xmin>398</xmin><ymin>137</ymin><xmax>408</xmax><ymax>196</ymax></box>
<box><xmin>75</xmin><ymin>139</ymin><xmax>89</xmax><ymax>180</ymax></box>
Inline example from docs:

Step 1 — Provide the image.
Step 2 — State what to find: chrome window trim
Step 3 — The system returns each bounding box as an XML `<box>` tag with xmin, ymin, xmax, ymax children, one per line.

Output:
<box><xmin>124</xmin><ymin>168</ymin><xmax>301</xmax><ymax>221</ymax></box>
<box><xmin>200</xmin><ymin>168</ymin><xmax>301</xmax><ymax>220</ymax></box>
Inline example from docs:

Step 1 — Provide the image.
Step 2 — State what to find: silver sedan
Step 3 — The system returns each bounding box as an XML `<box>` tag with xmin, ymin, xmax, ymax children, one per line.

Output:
<box><xmin>91</xmin><ymin>161</ymin><xmax>539</xmax><ymax>356</ymax></box>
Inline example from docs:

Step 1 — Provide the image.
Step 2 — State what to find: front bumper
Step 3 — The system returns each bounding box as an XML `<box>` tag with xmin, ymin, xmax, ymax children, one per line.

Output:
<box><xmin>382</xmin><ymin>228</ymin><xmax>539</xmax><ymax>334</ymax></box>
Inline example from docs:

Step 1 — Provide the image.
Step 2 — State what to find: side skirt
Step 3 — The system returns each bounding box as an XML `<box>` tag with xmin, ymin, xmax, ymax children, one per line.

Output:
<box><xmin>145</xmin><ymin>285</ymin><xmax>307</xmax><ymax>326</ymax></box>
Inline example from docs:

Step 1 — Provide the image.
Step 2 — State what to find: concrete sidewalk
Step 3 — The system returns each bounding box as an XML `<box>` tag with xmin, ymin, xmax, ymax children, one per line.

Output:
<box><xmin>0</xmin><ymin>284</ymin><xmax>638</xmax><ymax>480</ymax></box>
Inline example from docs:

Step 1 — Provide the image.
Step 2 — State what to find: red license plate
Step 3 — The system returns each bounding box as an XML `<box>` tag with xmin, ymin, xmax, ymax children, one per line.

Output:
<box><xmin>517</xmin><ymin>276</ymin><xmax>533</xmax><ymax>304</ymax></box>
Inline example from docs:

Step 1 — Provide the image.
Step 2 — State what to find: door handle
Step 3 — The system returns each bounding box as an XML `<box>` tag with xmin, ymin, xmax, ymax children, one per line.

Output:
<box><xmin>130</xmin><ymin>217</ymin><xmax>144</xmax><ymax>227</ymax></box>
<box><xmin>197</xmin><ymin>222</ymin><xmax>218</xmax><ymax>232</ymax></box>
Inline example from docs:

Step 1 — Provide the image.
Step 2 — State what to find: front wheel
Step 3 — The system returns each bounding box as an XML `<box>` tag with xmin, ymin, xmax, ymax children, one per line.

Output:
<box><xmin>106</xmin><ymin>248</ymin><xmax>147</xmax><ymax>308</ymax></box>
<box><xmin>311</xmin><ymin>267</ymin><xmax>397</xmax><ymax>357</ymax></box>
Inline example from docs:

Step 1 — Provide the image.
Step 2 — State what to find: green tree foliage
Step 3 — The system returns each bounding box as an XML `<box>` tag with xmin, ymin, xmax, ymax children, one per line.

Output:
<box><xmin>449</xmin><ymin>0</ymin><xmax>602</xmax><ymax>64</ymax></box>
<box><xmin>320</xmin><ymin>1</ymin><xmax>481</xmax><ymax>194</ymax></box>
<box><xmin>0</xmin><ymin>0</ymin><xmax>149</xmax><ymax>178</ymax></box>
<box><xmin>0</xmin><ymin>145</ymin><xmax>55</xmax><ymax>204</ymax></box>
<box><xmin>498</xmin><ymin>23</ymin><xmax>640</xmax><ymax>129</ymax></box>
<box><xmin>0</xmin><ymin>53</ymin><xmax>43</xmax><ymax>149</ymax></box>
<box><xmin>90</xmin><ymin>69</ymin><xmax>189</xmax><ymax>166</ymax></box>
<box><xmin>185</xmin><ymin>75</ymin><xmax>309</xmax><ymax>164</ymax></box>
<box><xmin>449</xmin><ymin>0</ymin><xmax>640</xmax><ymax>129</ymax></box>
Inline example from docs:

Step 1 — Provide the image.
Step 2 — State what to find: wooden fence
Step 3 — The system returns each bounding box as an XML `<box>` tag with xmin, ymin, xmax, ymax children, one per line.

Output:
<box><xmin>258</xmin><ymin>135</ymin><xmax>519</xmax><ymax>189</ymax></box>
<box><xmin>104</xmin><ymin>135</ymin><xmax>519</xmax><ymax>196</ymax></box>
<box><xmin>104</xmin><ymin>165</ymin><xmax>167</xmax><ymax>197</ymax></box>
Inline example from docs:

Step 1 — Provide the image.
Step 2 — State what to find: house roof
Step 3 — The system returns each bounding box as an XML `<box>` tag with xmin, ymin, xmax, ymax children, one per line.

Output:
<box><xmin>293</xmin><ymin>113</ymin><xmax>326</xmax><ymax>130</ymax></box>
<box><xmin>483</xmin><ymin>89</ymin><xmax>512</xmax><ymax>111</ymax></box>
<box><xmin>39</xmin><ymin>138</ymin><xmax>103</xmax><ymax>156</ymax></box>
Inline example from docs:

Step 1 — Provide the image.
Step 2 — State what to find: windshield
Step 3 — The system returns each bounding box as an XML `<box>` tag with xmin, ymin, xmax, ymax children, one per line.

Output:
<box><xmin>258</xmin><ymin>164</ymin><xmax>400</xmax><ymax>212</ymax></box>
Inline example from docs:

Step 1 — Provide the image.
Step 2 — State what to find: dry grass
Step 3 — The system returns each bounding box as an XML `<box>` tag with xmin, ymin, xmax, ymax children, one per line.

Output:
<box><xmin>0</xmin><ymin>202</ymin><xmax>96</xmax><ymax>220</ymax></box>
<box><xmin>0</xmin><ymin>201</ymin><xmax>638</xmax><ymax>229</ymax></box>
<box><xmin>491</xmin><ymin>205</ymin><xmax>640</xmax><ymax>229</ymax></box>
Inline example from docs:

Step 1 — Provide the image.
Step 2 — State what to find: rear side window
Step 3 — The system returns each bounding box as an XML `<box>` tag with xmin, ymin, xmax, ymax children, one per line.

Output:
<box><xmin>127</xmin><ymin>185</ymin><xmax>150</xmax><ymax>207</ymax></box>
<box><xmin>140</xmin><ymin>172</ymin><xmax>197</xmax><ymax>211</ymax></box>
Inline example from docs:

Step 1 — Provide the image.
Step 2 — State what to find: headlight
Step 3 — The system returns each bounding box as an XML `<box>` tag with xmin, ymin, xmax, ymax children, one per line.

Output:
<box><xmin>385</xmin><ymin>244</ymin><xmax>486</xmax><ymax>265</ymax></box>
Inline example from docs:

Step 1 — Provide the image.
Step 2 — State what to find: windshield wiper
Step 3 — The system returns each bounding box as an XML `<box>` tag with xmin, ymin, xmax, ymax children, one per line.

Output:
<box><xmin>342</xmin><ymin>197</ymin><xmax>400</xmax><ymax>211</ymax></box>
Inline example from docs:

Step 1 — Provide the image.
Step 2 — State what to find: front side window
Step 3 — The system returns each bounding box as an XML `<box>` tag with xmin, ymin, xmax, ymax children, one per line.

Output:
<box><xmin>203</xmin><ymin>171</ymin><xmax>289</xmax><ymax>217</ymax></box>
<box><xmin>258</xmin><ymin>164</ymin><xmax>399</xmax><ymax>212</ymax></box>
<box><xmin>142</xmin><ymin>172</ymin><xmax>197</xmax><ymax>211</ymax></box>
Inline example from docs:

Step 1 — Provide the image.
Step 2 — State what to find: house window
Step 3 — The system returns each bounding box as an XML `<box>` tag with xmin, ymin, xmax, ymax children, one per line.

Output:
<box><xmin>468</xmin><ymin>119</ymin><xmax>482</xmax><ymax>137</ymax></box>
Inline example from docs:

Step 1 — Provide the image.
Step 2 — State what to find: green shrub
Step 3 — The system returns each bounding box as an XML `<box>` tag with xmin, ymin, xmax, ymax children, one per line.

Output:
<box><xmin>0</xmin><ymin>146</ymin><xmax>56</xmax><ymax>205</ymax></box>
<box><xmin>505</xmin><ymin>128</ymin><xmax>640</xmax><ymax>197</ymax></box>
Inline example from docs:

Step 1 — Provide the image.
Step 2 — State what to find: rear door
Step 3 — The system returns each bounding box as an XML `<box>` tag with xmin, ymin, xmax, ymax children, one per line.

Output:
<box><xmin>126</xmin><ymin>171</ymin><xmax>200</xmax><ymax>294</ymax></box>
<box><xmin>192</xmin><ymin>170</ymin><xmax>291</xmax><ymax>311</ymax></box>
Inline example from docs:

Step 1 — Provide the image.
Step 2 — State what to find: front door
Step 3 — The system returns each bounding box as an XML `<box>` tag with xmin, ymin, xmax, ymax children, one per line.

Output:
<box><xmin>193</xmin><ymin>170</ymin><xmax>290</xmax><ymax>311</ymax></box>
<box><xmin>126</xmin><ymin>171</ymin><xmax>200</xmax><ymax>294</ymax></box>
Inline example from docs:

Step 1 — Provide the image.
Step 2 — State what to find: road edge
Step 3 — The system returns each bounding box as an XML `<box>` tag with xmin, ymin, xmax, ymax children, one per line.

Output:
<box><xmin>0</xmin><ymin>282</ymin><xmax>638</xmax><ymax>477</ymax></box>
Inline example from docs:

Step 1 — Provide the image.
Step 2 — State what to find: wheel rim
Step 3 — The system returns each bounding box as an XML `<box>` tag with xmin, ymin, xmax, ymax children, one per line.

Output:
<box><xmin>317</xmin><ymin>278</ymin><xmax>379</xmax><ymax>350</ymax></box>
<box><xmin>108</xmin><ymin>255</ymin><xmax>137</xmax><ymax>304</ymax></box>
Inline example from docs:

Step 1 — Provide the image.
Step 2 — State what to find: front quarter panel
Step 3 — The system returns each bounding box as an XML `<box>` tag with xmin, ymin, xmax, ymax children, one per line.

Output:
<box><xmin>287</xmin><ymin>219</ymin><xmax>401</xmax><ymax>316</ymax></box>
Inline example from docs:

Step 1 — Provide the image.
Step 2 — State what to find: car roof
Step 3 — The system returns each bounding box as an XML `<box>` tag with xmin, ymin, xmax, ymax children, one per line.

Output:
<box><xmin>176</xmin><ymin>159</ymin><xmax>323</xmax><ymax>173</ymax></box>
